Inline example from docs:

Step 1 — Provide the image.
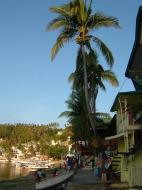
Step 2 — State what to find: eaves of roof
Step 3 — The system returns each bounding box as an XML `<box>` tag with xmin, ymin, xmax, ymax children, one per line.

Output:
<box><xmin>111</xmin><ymin>90</ymin><xmax>142</xmax><ymax>112</ymax></box>
<box><xmin>125</xmin><ymin>6</ymin><xmax>142</xmax><ymax>78</ymax></box>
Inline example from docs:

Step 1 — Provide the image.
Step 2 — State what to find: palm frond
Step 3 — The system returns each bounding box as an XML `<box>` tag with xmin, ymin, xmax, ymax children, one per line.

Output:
<box><xmin>68</xmin><ymin>72</ymin><xmax>75</xmax><ymax>83</ymax></box>
<box><xmin>95</xmin><ymin>79</ymin><xmax>106</xmax><ymax>91</ymax></box>
<box><xmin>47</xmin><ymin>17</ymin><xmax>69</xmax><ymax>31</ymax></box>
<box><xmin>87</xmin><ymin>0</ymin><xmax>92</xmax><ymax>15</ymax></box>
<box><xmin>101</xmin><ymin>70</ymin><xmax>119</xmax><ymax>86</ymax></box>
<box><xmin>51</xmin><ymin>38</ymin><xmax>64</xmax><ymax>61</ymax></box>
<box><xmin>79</xmin><ymin>0</ymin><xmax>87</xmax><ymax>22</ymax></box>
<box><xmin>86</xmin><ymin>46</ymin><xmax>98</xmax><ymax>64</ymax></box>
<box><xmin>49</xmin><ymin>6</ymin><xmax>69</xmax><ymax>16</ymax></box>
<box><xmin>88</xmin><ymin>12</ymin><xmax>120</xmax><ymax>29</ymax></box>
<box><xmin>92</xmin><ymin>36</ymin><xmax>114</xmax><ymax>68</ymax></box>
<box><xmin>58</xmin><ymin>111</ymin><xmax>71</xmax><ymax>118</ymax></box>
<box><xmin>51</xmin><ymin>29</ymin><xmax>75</xmax><ymax>60</ymax></box>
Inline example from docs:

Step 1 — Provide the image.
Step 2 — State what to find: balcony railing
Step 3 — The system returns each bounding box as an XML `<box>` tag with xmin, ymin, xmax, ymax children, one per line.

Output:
<box><xmin>117</xmin><ymin>112</ymin><xmax>142</xmax><ymax>134</ymax></box>
<box><xmin>117</xmin><ymin>113</ymin><xmax>129</xmax><ymax>134</ymax></box>
<box><xmin>130</xmin><ymin>165</ymin><xmax>142</xmax><ymax>187</ymax></box>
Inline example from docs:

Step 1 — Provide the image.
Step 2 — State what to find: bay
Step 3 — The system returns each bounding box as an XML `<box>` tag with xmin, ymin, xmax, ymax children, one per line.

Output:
<box><xmin>0</xmin><ymin>161</ymin><xmax>30</xmax><ymax>180</ymax></box>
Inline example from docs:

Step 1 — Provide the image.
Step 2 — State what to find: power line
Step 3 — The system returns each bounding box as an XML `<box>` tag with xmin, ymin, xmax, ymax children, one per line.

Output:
<box><xmin>118</xmin><ymin>78</ymin><xmax>128</xmax><ymax>92</ymax></box>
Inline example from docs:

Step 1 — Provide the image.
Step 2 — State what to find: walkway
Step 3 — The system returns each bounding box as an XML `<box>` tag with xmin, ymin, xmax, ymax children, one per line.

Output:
<box><xmin>72</xmin><ymin>167</ymin><xmax>101</xmax><ymax>184</ymax></box>
<box><xmin>66</xmin><ymin>167</ymin><xmax>105</xmax><ymax>190</ymax></box>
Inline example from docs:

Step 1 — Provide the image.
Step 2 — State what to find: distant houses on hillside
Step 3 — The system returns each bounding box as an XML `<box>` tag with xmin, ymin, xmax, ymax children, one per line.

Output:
<box><xmin>0</xmin><ymin>130</ymin><xmax>72</xmax><ymax>161</ymax></box>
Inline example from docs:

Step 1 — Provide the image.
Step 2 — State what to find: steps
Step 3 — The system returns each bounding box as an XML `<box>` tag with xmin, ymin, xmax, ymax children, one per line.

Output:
<box><xmin>111</xmin><ymin>155</ymin><xmax>121</xmax><ymax>175</ymax></box>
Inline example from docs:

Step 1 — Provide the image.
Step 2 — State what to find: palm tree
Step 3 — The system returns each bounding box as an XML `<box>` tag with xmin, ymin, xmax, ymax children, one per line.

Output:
<box><xmin>48</xmin><ymin>0</ymin><xmax>120</xmax><ymax>135</ymax></box>
<box><xmin>59</xmin><ymin>89</ymin><xmax>93</xmax><ymax>143</ymax></box>
<box><xmin>69</xmin><ymin>48</ymin><xmax>118</xmax><ymax>135</ymax></box>
<box><xmin>59</xmin><ymin>89</ymin><xmax>111</xmax><ymax>144</ymax></box>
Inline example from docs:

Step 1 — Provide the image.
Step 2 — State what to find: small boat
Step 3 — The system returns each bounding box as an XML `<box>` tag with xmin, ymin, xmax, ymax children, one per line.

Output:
<box><xmin>35</xmin><ymin>171</ymin><xmax>74</xmax><ymax>190</ymax></box>
<box><xmin>28</xmin><ymin>162</ymin><xmax>54</xmax><ymax>170</ymax></box>
<box><xmin>28</xmin><ymin>165</ymin><xmax>49</xmax><ymax>170</ymax></box>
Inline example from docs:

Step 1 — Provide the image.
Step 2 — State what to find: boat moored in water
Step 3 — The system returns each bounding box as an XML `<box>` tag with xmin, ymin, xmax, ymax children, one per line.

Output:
<box><xmin>35</xmin><ymin>171</ymin><xmax>74</xmax><ymax>190</ymax></box>
<box><xmin>12</xmin><ymin>159</ymin><xmax>54</xmax><ymax>170</ymax></box>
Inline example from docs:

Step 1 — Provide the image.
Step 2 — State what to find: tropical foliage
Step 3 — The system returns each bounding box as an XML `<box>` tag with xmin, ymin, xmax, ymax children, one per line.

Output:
<box><xmin>59</xmin><ymin>90</ymin><xmax>112</xmax><ymax>146</ymax></box>
<box><xmin>69</xmin><ymin>48</ymin><xmax>118</xmax><ymax>133</ymax></box>
<box><xmin>48</xmin><ymin>0</ymin><xmax>120</xmax><ymax>135</ymax></box>
<box><xmin>0</xmin><ymin>123</ymin><xmax>69</xmax><ymax>159</ymax></box>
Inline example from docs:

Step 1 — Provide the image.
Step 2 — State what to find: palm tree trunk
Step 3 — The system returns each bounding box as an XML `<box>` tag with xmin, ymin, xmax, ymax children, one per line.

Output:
<box><xmin>93</xmin><ymin>97</ymin><xmax>97</xmax><ymax>136</ymax></box>
<box><xmin>93</xmin><ymin>88</ymin><xmax>98</xmax><ymax>137</ymax></box>
<box><xmin>81</xmin><ymin>44</ymin><xmax>96</xmax><ymax>136</ymax></box>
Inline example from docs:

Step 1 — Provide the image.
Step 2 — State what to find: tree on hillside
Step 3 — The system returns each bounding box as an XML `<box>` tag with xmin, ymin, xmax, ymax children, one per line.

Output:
<box><xmin>0</xmin><ymin>124</ymin><xmax>66</xmax><ymax>158</ymax></box>
<box><xmin>48</xmin><ymin>0</ymin><xmax>120</xmax><ymax>135</ymax></box>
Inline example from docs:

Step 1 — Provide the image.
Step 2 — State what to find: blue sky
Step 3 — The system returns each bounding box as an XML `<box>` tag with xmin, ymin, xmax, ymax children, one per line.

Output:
<box><xmin>0</xmin><ymin>0</ymin><xmax>141</xmax><ymax>127</ymax></box>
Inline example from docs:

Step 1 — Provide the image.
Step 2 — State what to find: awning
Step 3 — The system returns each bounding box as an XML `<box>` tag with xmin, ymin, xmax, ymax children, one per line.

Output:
<box><xmin>105</xmin><ymin>133</ymin><xmax>125</xmax><ymax>140</ymax></box>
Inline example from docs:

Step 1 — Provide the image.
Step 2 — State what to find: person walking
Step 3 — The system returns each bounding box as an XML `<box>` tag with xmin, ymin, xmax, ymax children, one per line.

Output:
<box><xmin>66</xmin><ymin>157</ymin><xmax>72</xmax><ymax>172</ymax></box>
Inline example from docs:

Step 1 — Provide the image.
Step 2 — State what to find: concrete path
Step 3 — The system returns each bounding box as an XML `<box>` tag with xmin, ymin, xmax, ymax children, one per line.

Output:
<box><xmin>66</xmin><ymin>167</ymin><xmax>105</xmax><ymax>190</ymax></box>
<box><xmin>71</xmin><ymin>167</ymin><xmax>101</xmax><ymax>184</ymax></box>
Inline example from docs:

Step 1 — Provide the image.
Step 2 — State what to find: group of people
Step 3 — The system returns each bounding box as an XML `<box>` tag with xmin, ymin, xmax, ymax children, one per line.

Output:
<box><xmin>34</xmin><ymin>168</ymin><xmax>46</xmax><ymax>182</ymax></box>
<box><xmin>34</xmin><ymin>157</ymin><xmax>76</xmax><ymax>182</ymax></box>
<box><xmin>63</xmin><ymin>156</ymin><xmax>78</xmax><ymax>172</ymax></box>
<box><xmin>94</xmin><ymin>151</ymin><xmax>113</xmax><ymax>183</ymax></box>
<box><xmin>34</xmin><ymin>151</ymin><xmax>113</xmax><ymax>184</ymax></box>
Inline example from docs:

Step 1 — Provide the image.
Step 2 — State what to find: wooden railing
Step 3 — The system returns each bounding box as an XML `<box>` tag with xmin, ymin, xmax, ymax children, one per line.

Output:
<box><xmin>117</xmin><ymin>113</ymin><xmax>129</xmax><ymax>134</ymax></box>
<box><xmin>130</xmin><ymin>165</ymin><xmax>142</xmax><ymax>187</ymax></box>
<box><xmin>117</xmin><ymin>112</ymin><xmax>141</xmax><ymax>134</ymax></box>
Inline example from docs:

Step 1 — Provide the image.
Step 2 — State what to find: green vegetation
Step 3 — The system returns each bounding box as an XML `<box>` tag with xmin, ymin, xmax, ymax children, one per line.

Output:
<box><xmin>0</xmin><ymin>123</ymin><xmax>69</xmax><ymax>159</ymax></box>
<box><xmin>68</xmin><ymin>48</ymin><xmax>118</xmax><ymax>137</ymax></box>
<box><xmin>48</xmin><ymin>0</ymin><xmax>120</xmax><ymax>137</ymax></box>
<box><xmin>59</xmin><ymin>90</ymin><xmax>112</xmax><ymax>148</ymax></box>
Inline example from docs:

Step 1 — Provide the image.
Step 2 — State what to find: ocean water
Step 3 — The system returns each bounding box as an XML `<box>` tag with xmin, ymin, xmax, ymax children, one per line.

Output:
<box><xmin>0</xmin><ymin>161</ymin><xmax>30</xmax><ymax>180</ymax></box>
